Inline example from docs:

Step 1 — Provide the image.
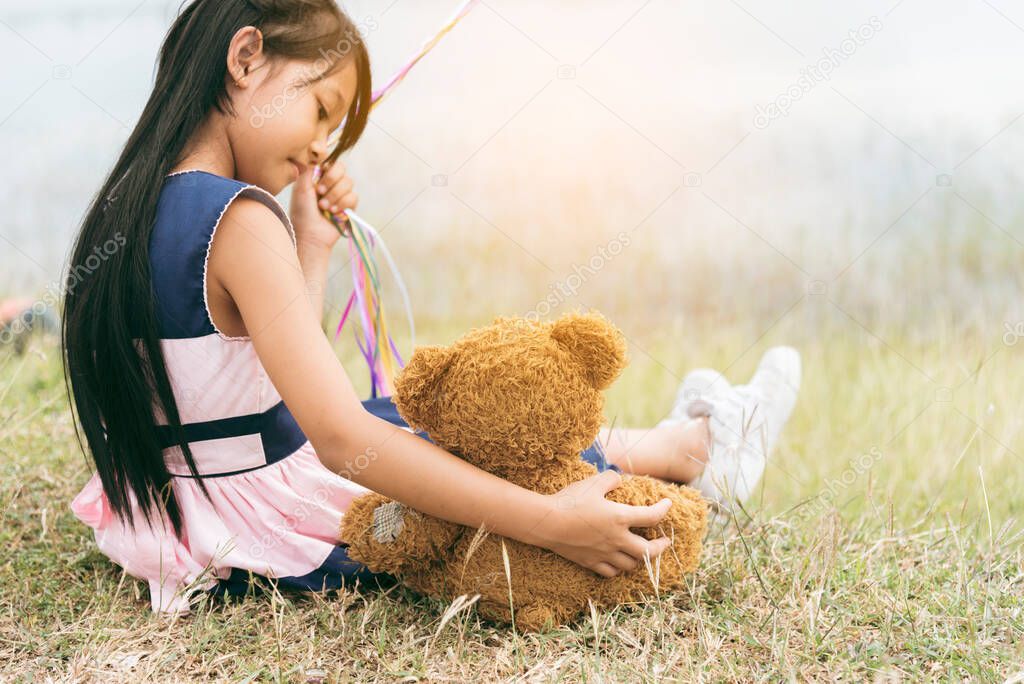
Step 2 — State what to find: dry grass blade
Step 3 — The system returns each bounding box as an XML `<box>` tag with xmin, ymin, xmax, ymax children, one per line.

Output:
<box><xmin>500</xmin><ymin>538</ymin><xmax>515</xmax><ymax>633</ymax></box>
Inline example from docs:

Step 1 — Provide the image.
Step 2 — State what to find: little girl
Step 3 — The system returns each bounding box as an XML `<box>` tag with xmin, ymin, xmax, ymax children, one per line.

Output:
<box><xmin>64</xmin><ymin>0</ymin><xmax>800</xmax><ymax>613</ymax></box>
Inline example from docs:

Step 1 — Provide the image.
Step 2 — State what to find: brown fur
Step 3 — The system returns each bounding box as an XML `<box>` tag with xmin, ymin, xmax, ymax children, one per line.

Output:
<box><xmin>339</xmin><ymin>310</ymin><xmax>707</xmax><ymax>631</ymax></box>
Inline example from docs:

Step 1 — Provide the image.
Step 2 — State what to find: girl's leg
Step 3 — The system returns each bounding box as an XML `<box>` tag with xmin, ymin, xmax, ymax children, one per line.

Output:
<box><xmin>363</xmin><ymin>395</ymin><xmax>712</xmax><ymax>484</ymax></box>
<box><xmin>598</xmin><ymin>418</ymin><xmax>711</xmax><ymax>484</ymax></box>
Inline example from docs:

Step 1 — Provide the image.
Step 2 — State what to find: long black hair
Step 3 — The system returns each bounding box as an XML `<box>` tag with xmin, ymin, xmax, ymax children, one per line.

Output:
<box><xmin>62</xmin><ymin>0</ymin><xmax>372</xmax><ymax>536</ymax></box>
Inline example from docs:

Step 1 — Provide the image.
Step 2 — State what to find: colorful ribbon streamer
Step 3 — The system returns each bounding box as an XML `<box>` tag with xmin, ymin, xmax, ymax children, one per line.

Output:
<box><xmin>314</xmin><ymin>0</ymin><xmax>480</xmax><ymax>398</ymax></box>
<box><xmin>328</xmin><ymin>210</ymin><xmax>415</xmax><ymax>398</ymax></box>
<box><xmin>358</xmin><ymin>0</ymin><xmax>479</xmax><ymax>119</ymax></box>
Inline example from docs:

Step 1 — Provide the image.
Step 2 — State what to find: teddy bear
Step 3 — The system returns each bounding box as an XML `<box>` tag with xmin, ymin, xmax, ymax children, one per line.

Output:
<box><xmin>339</xmin><ymin>310</ymin><xmax>708</xmax><ymax>631</ymax></box>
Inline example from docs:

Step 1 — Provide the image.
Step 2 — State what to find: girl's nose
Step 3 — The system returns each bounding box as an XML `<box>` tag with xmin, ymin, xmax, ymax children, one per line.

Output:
<box><xmin>310</xmin><ymin>138</ymin><xmax>328</xmax><ymax>164</ymax></box>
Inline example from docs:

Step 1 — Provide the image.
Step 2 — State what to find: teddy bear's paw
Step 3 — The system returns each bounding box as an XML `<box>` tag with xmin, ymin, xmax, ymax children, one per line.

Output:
<box><xmin>372</xmin><ymin>501</ymin><xmax>406</xmax><ymax>543</ymax></box>
<box><xmin>476</xmin><ymin>599</ymin><xmax>559</xmax><ymax>632</ymax></box>
<box><xmin>517</xmin><ymin>603</ymin><xmax>559</xmax><ymax>632</ymax></box>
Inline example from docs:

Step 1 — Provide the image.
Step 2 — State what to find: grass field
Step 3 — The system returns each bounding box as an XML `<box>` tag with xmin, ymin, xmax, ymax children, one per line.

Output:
<box><xmin>3</xmin><ymin>1</ymin><xmax>1023</xmax><ymax>680</ymax></box>
<box><xmin>1</xmin><ymin>310</ymin><xmax>1021</xmax><ymax>682</ymax></box>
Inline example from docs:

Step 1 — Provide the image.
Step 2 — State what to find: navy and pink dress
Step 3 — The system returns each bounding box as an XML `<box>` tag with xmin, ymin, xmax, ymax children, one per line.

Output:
<box><xmin>71</xmin><ymin>169</ymin><xmax>618</xmax><ymax>612</ymax></box>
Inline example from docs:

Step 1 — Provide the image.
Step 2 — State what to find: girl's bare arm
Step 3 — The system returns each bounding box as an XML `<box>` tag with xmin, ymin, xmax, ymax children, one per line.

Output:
<box><xmin>208</xmin><ymin>198</ymin><xmax>673</xmax><ymax>577</ymax></box>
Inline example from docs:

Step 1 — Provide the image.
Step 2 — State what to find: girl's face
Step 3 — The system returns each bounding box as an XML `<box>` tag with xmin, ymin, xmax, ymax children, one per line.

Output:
<box><xmin>227</xmin><ymin>56</ymin><xmax>358</xmax><ymax>195</ymax></box>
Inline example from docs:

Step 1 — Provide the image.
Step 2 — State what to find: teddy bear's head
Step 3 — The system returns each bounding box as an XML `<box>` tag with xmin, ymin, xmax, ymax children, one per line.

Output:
<box><xmin>392</xmin><ymin>310</ymin><xmax>629</xmax><ymax>483</ymax></box>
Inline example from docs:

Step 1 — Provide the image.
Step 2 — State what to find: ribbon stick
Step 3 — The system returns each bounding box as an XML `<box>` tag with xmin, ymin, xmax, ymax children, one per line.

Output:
<box><xmin>370</xmin><ymin>1</ymin><xmax>479</xmax><ymax>108</ymax></box>
<box><xmin>315</xmin><ymin>0</ymin><xmax>480</xmax><ymax>397</ymax></box>
<box><xmin>326</xmin><ymin>0</ymin><xmax>481</xmax><ymax>150</ymax></box>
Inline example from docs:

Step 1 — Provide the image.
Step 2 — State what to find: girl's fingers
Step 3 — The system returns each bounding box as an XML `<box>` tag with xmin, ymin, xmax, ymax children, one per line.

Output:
<box><xmin>595</xmin><ymin>468</ymin><xmax>623</xmax><ymax>495</ymax></box>
<box><xmin>592</xmin><ymin>562</ymin><xmax>620</xmax><ymax>578</ymax></box>
<box><xmin>318</xmin><ymin>179</ymin><xmax>355</xmax><ymax>212</ymax></box>
<box><xmin>317</xmin><ymin>160</ymin><xmax>346</xmax><ymax>186</ymax></box>
<box><xmin>315</xmin><ymin>162</ymin><xmax>349</xmax><ymax>195</ymax></box>
<box><xmin>339</xmin><ymin>191</ymin><xmax>358</xmax><ymax>211</ymax></box>
<box><xmin>609</xmin><ymin>551</ymin><xmax>639</xmax><ymax>573</ymax></box>
<box><xmin>318</xmin><ymin>176</ymin><xmax>353</xmax><ymax>200</ymax></box>
<box><xmin>620</xmin><ymin>498</ymin><xmax>672</xmax><ymax>528</ymax></box>
<box><xmin>320</xmin><ymin>194</ymin><xmax>358</xmax><ymax>215</ymax></box>
<box><xmin>624</xmin><ymin>534</ymin><xmax>670</xmax><ymax>562</ymax></box>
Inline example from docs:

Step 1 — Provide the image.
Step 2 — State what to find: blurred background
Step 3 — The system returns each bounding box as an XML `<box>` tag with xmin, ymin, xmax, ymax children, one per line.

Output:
<box><xmin>2</xmin><ymin>0</ymin><xmax>1023</xmax><ymax>330</ymax></box>
<box><xmin>1</xmin><ymin>0</ymin><xmax>1022</xmax><ymax>515</ymax></box>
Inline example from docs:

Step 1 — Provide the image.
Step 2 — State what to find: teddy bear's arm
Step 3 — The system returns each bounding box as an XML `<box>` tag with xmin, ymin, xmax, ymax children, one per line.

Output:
<box><xmin>340</xmin><ymin>492</ymin><xmax>465</xmax><ymax>577</ymax></box>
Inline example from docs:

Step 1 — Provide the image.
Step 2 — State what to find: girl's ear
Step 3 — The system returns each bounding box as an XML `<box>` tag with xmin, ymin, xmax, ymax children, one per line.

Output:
<box><xmin>227</xmin><ymin>26</ymin><xmax>264</xmax><ymax>85</ymax></box>
<box><xmin>392</xmin><ymin>345</ymin><xmax>456</xmax><ymax>431</ymax></box>
<box><xmin>550</xmin><ymin>310</ymin><xmax>628</xmax><ymax>390</ymax></box>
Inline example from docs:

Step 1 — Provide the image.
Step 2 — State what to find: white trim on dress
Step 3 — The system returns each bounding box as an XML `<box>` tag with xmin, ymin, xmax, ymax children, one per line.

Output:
<box><xmin>168</xmin><ymin>169</ymin><xmax>300</xmax><ymax>342</ymax></box>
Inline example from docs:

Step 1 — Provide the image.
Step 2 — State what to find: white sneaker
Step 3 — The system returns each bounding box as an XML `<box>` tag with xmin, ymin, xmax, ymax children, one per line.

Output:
<box><xmin>657</xmin><ymin>368</ymin><xmax>730</xmax><ymax>429</ymax></box>
<box><xmin>688</xmin><ymin>347</ymin><xmax>801</xmax><ymax>512</ymax></box>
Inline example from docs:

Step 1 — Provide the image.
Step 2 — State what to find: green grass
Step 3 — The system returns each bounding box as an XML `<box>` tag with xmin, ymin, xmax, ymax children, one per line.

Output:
<box><xmin>1</xmin><ymin>313</ymin><xmax>1022</xmax><ymax>682</ymax></box>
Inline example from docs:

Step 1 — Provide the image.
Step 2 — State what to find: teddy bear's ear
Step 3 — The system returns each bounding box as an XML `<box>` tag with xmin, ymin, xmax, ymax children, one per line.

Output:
<box><xmin>392</xmin><ymin>345</ymin><xmax>455</xmax><ymax>430</ymax></box>
<box><xmin>549</xmin><ymin>310</ymin><xmax>628</xmax><ymax>390</ymax></box>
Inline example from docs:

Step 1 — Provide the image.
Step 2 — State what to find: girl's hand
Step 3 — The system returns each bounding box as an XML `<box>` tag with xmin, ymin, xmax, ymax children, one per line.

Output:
<box><xmin>289</xmin><ymin>160</ymin><xmax>359</xmax><ymax>250</ymax></box>
<box><xmin>535</xmin><ymin>470</ymin><xmax>674</xmax><ymax>578</ymax></box>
